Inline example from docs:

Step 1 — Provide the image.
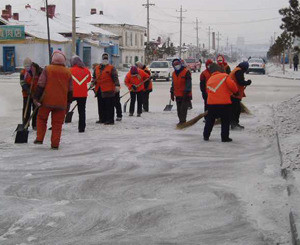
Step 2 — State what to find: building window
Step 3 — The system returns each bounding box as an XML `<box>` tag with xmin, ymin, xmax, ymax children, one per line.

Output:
<box><xmin>125</xmin><ymin>56</ymin><xmax>128</xmax><ymax>63</ymax></box>
<box><xmin>125</xmin><ymin>32</ymin><xmax>128</xmax><ymax>46</ymax></box>
<box><xmin>141</xmin><ymin>56</ymin><xmax>144</xmax><ymax>63</ymax></box>
<box><xmin>129</xmin><ymin>56</ymin><xmax>132</xmax><ymax>64</ymax></box>
<box><xmin>135</xmin><ymin>33</ymin><xmax>138</xmax><ymax>47</ymax></box>
<box><xmin>141</xmin><ymin>34</ymin><xmax>144</xmax><ymax>46</ymax></box>
<box><xmin>130</xmin><ymin>32</ymin><xmax>133</xmax><ymax>46</ymax></box>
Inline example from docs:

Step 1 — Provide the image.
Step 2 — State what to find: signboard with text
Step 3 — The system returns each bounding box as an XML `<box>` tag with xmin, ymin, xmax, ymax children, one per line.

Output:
<box><xmin>0</xmin><ymin>25</ymin><xmax>25</xmax><ymax>40</ymax></box>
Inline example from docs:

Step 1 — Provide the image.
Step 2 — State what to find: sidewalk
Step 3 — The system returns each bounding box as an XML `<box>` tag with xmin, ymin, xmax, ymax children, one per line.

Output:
<box><xmin>268</xmin><ymin>63</ymin><xmax>300</xmax><ymax>80</ymax></box>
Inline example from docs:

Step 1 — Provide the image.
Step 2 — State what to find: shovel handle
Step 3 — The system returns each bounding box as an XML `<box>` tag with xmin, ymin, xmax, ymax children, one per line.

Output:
<box><xmin>121</xmin><ymin>77</ymin><xmax>150</xmax><ymax>99</ymax></box>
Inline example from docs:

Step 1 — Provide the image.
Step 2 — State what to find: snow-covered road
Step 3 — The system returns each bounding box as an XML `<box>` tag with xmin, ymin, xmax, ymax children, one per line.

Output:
<box><xmin>0</xmin><ymin>71</ymin><xmax>299</xmax><ymax>244</ymax></box>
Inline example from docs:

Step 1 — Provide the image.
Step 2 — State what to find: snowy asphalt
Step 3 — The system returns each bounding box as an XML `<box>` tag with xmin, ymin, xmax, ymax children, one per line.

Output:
<box><xmin>0</xmin><ymin>70</ymin><xmax>300</xmax><ymax>244</ymax></box>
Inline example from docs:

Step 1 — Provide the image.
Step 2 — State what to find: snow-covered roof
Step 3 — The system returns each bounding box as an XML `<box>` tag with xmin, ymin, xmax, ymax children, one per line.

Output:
<box><xmin>80</xmin><ymin>13</ymin><xmax>146</xmax><ymax>29</ymax></box>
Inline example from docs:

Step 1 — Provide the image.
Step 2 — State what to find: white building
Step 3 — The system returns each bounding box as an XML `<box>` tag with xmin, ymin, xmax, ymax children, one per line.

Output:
<box><xmin>80</xmin><ymin>9</ymin><xmax>146</xmax><ymax>67</ymax></box>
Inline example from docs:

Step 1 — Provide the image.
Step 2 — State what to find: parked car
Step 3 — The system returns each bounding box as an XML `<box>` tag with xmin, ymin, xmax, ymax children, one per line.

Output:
<box><xmin>149</xmin><ymin>61</ymin><xmax>173</xmax><ymax>81</ymax></box>
<box><xmin>184</xmin><ymin>58</ymin><xmax>201</xmax><ymax>72</ymax></box>
<box><xmin>247</xmin><ymin>58</ymin><xmax>266</xmax><ymax>74</ymax></box>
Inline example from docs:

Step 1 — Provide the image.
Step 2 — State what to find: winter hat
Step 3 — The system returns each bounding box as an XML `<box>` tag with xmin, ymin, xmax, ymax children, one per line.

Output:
<box><xmin>102</xmin><ymin>53</ymin><xmax>109</xmax><ymax>60</ymax></box>
<box><xmin>23</xmin><ymin>57</ymin><xmax>32</xmax><ymax>68</ymax></box>
<box><xmin>51</xmin><ymin>50</ymin><xmax>66</xmax><ymax>65</ymax></box>
<box><xmin>208</xmin><ymin>63</ymin><xmax>224</xmax><ymax>74</ymax></box>
<box><xmin>136</xmin><ymin>61</ymin><xmax>143</xmax><ymax>68</ymax></box>
<box><xmin>217</xmin><ymin>54</ymin><xmax>225</xmax><ymax>65</ymax></box>
<box><xmin>238</xmin><ymin>61</ymin><xmax>249</xmax><ymax>72</ymax></box>
<box><xmin>130</xmin><ymin>66</ymin><xmax>139</xmax><ymax>75</ymax></box>
<box><xmin>205</xmin><ymin>59</ymin><xmax>213</xmax><ymax>69</ymax></box>
<box><xmin>172</xmin><ymin>58</ymin><xmax>181</xmax><ymax>67</ymax></box>
<box><xmin>70</xmin><ymin>55</ymin><xmax>85</xmax><ymax>68</ymax></box>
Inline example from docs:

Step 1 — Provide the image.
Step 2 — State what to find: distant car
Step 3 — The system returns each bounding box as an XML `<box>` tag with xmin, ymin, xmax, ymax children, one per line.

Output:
<box><xmin>247</xmin><ymin>58</ymin><xmax>266</xmax><ymax>74</ymax></box>
<box><xmin>149</xmin><ymin>61</ymin><xmax>173</xmax><ymax>81</ymax></box>
<box><xmin>184</xmin><ymin>58</ymin><xmax>201</xmax><ymax>72</ymax></box>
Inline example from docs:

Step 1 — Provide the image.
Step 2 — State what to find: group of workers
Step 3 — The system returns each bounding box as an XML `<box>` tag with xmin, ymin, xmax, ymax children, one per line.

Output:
<box><xmin>20</xmin><ymin>50</ymin><xmax>251</xmax><ymax>149</ymax></box>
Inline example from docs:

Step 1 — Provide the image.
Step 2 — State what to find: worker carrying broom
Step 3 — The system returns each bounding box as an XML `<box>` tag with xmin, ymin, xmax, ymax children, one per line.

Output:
<box><xmin>170</xmin><ymin>58</ymin><xmax>192</xmax><ymax>126</ymax></box>
<box><xmin>203</xmin><ymin>63</ymin><xmax>238</xmax><ymax>142</ymax></box>
<box><xmin>33</xmin><ymin>50</ymin><xmax>73</xmax><ymax>149</ymax></box>
<box><xmin>229</xmin><ymin>61</ymin><xmax>251</xmax><ymax>130</ymax></box>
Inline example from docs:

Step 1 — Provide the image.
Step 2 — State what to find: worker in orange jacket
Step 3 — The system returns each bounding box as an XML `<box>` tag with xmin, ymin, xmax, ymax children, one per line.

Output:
<box><xmin>229</xmin><ymin>61</ymin><xmax>251</xmax><ymax>130</ymax></box>
<box><xmin>200</xmin><ymin>59</ymin><xmax>213</xmax><ymax>118</ymax></box>
<box><xmin>217</xmin><ymin>54</ymin><xmax>231</xmax><ymax>74</ymax></box>
<box><xmin>33</xmin><ymin>50</ymin><xmax>73</xmax><ymax>149</ymax></box>
<box><xmin>70</xmin><ymin>56</ymin><xmax>92</xmax><ymax>132</ymax></box>
<box><xmin>20</xmin><ymin>58</ymin><xmax>43</xmax><ymax>129</ymax></box>
<box><xmin>124</xmin><ymin>66</ymin><xmax>150</xmax><ymax>117</ymax></box>
<box><xmin>170</xmin><ymin>58</ymin><xmax>192</xmax><ymax>126</ymax></box>
<box><xmin>137</xmin><ymin>62</ymin><xmax>153</xmax><ymax>112</ymax></box>
<box><xmin>93</xmin><ymin>53</ymin><xmax>120</xmax><ymax>124</ymax></box>
<box><xmin>203</xmin><ymin>63</ymin><xmax>238</xmax><ymax>142</ymax></box>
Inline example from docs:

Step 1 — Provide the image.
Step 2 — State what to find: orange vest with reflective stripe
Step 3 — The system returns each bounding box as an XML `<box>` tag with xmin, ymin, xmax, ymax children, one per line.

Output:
<box><xmin>143</xmin><ymin>67</ymin><xmax>153</xmax><ymax>91</ymax></box>
<box><xmin>95</xmin><ymin>65</ymin><xmax>115</xmax><ymax>93</ymax></box>
<box><xmin>206</xmin><ymin>72</ymin><xmax>238</xmax><ymax>105</ymax></box>
<box><xmin>42</xmin><ymin>65</ymin><xmax>72</xmax><ymax>110</ymax></box>
<box><xmin>229</xmin><ymin>67</ymin><xmax>246</xmax><ymax>99</ymax></box>
<box><xmin>21</xmin><ymin>69</ymin><xmax>39</xmax><ymax>97</ymax></box>
<box><xmin>70</xmin><ymin>66</ymin><xmax>91</xmax><ymax>97</ymax></box>
<box><xmin>172</xmin><ymin>68</ymin><xmax>192</xmax><ymax>97</ymax></box>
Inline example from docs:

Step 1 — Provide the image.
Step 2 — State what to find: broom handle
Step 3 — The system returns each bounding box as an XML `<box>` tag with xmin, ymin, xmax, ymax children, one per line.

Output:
<box><xmin>70</xmin><ymin>103</ymin><xmax>78</xmax><ymax>113</ymax></box>
<box><xmin>24</xmin><ymin>106</ymin><xmax>40</xmax><ymax>130</ymax></box>
<box><xmin>23</xmin><ymin>75</ymin><xmax>35</xmax><ymax>120</ymax></box>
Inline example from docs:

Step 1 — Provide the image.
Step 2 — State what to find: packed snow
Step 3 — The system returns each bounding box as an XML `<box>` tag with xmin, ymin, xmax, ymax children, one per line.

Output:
<box><xmin>0</xmin><ymin>68</ymin><xmax>299</xmax><ymax>244</ymax></box>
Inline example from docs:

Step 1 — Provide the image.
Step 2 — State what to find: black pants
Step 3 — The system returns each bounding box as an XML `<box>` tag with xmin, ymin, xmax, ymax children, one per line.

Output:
<box><xmin>231</xmin><ymin>97</ymin><xmax>241</xmax><ymax>125</ymax></box>
<box><xmin>103</xmin><ymin>96</ymin><xmax>115</xmax><ymax>123</ymax></box>
<box><xmin>143</xmin><ymin>90</ymin><xmax>151</xmax><ymax>112</ymax></box>
<box><xmin>96</xmin><ymin>90</ymin><xmax>104</xmax><ymax>122</ymax></box>
<box><xmin>202</xmin><ymin>93</ymin><xmax>208</xmax><ymax>119</ymax></box>
<box><xmin>115</xmin><ymin>92</ymin><xmax>122</xmax><ymax>118</ymax></box>
<box><xmin>130</xmin><ymin>91</ymin><xmax>144</xmax><ymax>115</ymax></box>
<box><xmin>176</xmin><ymin>97</ymin><xmax>190</xmax><ymax>123</ymax></box>
<box><xmin>203</xmin><ymin>104</ymin><xmax>232</xmax><ymax>140</ymax></box>
<box><xmin>73</xmin><ymin>97</ymin><xmax>87</xmax><ymax>131</ymax></box>
<box><xmin>23</xmin><ymin>97</ymin><xmax>37</xmax><ymax>128</ymax></box>
<box><xmin>294</xmin><ymin>64</ymin><xmax>298</xmax><ymax>71</ymax></box>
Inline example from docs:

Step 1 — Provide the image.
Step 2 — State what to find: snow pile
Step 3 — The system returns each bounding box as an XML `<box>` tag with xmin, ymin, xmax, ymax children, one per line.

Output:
<box><xmin>268</xmin><ymin>63</ymin><xmax>300</xmax><ymax>80</ymax></box>
<box><xmin>274</xmin><ymin>95</ymin><xmax>300</xmax><ymax>169</ymax></box>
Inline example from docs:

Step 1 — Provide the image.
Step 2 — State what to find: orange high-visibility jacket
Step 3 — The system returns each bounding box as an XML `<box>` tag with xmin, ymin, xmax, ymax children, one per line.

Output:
<box><xmin>125</xmin><ymin>69</ymin><xmax>150</xmax><ymax>92</ymax></box>
<box><xmin>70</xmin><ymin>65</ymin><xmax>92</xmax><ymax>98</ymax></box>
<box><xmin>143</xmin><ymin>67</ymin><xmax>153</xmax><ymax>91</ymax></box>
<box><xmin>42</xmin><ymin>65</ymin><xmax>72</xmax><ymax>110</ymax></box>
<box><xmin>206</xmin><ymin>72</ymin><xmax>238</xmax><ymax>105</ymax></box>
<box><xmin>172</xmin><ymin>68</ymin><xmax>192</xmax><ymax>97</ymax></box>
<box><xmin>21</xmin><ymin>69</ymin><xmax>39</xmax><ymax>97</ymax></box>
<box><xmin>95</xmin><ymin>64</ymin><xmax>115</xmax><ymax>93</ymax></box>
<box><xmin>230</xmin><ymin>67</ymin><xmax>246</xmax><ymax>99</ymax></box>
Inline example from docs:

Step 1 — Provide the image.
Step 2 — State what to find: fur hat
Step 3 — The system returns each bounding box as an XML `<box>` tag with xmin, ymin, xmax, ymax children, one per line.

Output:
<box><xmin>238</xmin><ymin>61</ymin><xmax>249</xmax><ymax>72</ymax></box>
<box><xmin>23</xmin><ymin>57</ymin><xmax>32</xmax><ymax>68</ymax></box>
<box><xmin>51</xmin><ymin>50</ymin><xmax>66</xmax><ymax>65</ymax></box>
<box><xmin>70</xmin><ymin>55</ymin><xmax>85</xmax><ymax>68</ymax></box>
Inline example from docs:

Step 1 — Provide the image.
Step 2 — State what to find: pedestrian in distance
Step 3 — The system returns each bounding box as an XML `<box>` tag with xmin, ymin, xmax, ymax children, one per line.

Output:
<box><xmin>70</xmin><ymin>56</ymin><xmax>92</xmax><ymax>132</ymax></box>
<box><xmin>293</xmin><ymin>54</ymin><xmax>299</xmax><ymax>71</ymax></box>
<box><xmin>33</xmin><ymin>50</ymin><xmax>73</xmax><ymax>150</ymax></box>
<box><xmin>229</xmin><ymin>61</ymin><xmax>252</xmax><ymax>130</ymax></box>
<box><xmin>136</xmin><ymin>61</ymin><xmax>153</xmax><ymax>112</ymax></box>
<box><xmin>203</xmin><ymin>63</ymin><xmax>238</xmax><ymax>142</ymax></box>
<box><xmin>125</xmin><ymin>66</ymin><xmax>150</xmax><ymax>117</ymax></box>
<box><xmin>92</xmin><ymin>53</ymin><xmax>120</xmax><ymax>125</ymax></box>
<box><xmin>200</xmin><ymin>59</ymin><xmax>213</xmax><ymax>120</ymax></box>
<box><xmin>217</xmin><ymin>54</ymin><xmax>231</xmax><ymax>74</ymax></box>
<box><xmin>20</xmin><ymin>58</ymin><xmax>43</xmax><ymax>130</ymax></box>
<box><xmin>170</xmin><ymin>58</ymin><xmax>192</xmax><ymax>126</ymax></box>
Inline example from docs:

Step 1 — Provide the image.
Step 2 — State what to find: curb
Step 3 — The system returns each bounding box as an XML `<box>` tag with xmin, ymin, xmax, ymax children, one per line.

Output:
<box><xmin>276</xmin><ymin>132</ymin><xmax>300</xmax><ymax>245</ymax></box>
<box><xmin>268</xmin><ymin>74</ymin><xmax>300</xmax><ymax>80</ymax></box>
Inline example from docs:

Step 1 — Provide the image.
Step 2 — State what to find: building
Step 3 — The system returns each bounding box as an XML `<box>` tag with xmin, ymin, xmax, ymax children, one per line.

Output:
<box><xmin>0</xmin><ymin>4</ymin><xmax>120</xmax><ymax>71</ymax></box>
<box><xmin>80</xmin><ymin>9</ymin><xmax>146</xmax><ymax>67</ymax></box>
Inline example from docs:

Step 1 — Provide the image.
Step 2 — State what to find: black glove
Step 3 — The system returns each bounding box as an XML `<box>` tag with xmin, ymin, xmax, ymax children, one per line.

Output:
<box><xmin>170</xmin><ymin>92</ymin><xmax>175</xmax><ymax>101</ymax></box>
<box><xmin>132</xmin><ymin>84</ymin><xmax>137</xmax><ymax>91</ymax></box>
<box><xmin>245</xmin><ymin>80</ymin><xmax>252</xmax><ymax>86</ymax></box>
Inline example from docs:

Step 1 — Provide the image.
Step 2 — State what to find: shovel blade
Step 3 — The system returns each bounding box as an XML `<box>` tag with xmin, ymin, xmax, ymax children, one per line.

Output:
<box><xmin>163</xmin><ymin>105</ymin><xmax>173</xmax><ymax>111</ymax></box>
<box><xmin>15</xmin><ymin>124</ymin><xmax>24</xmax><ymax>132</ymax></box>
<box><xmin>15</xmin><ymin>128</ymin><xmax>29</xmax><ymax>144</ymax></box>
<box><xmin>65</xmin><ymin>111</ymin><xmax>73</xmax><ymax>123</ymax></box>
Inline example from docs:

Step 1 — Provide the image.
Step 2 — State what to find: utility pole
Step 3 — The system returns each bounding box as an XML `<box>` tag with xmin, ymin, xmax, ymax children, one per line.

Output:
<box><xmin>143</xmin><ymin>0</ymin><xmax>155</xmax><ymax>64</ymax></box>
<box><xmin>196</xmin><ymin>18</ymin><xmax>199</xmax><ymax>53</ymax></box>
<box><xmin>208</xmin><ymin>26</ymin><xmax>211</xmax><ymax>51</ymax></box>
<box><xmin>45</xmin><ymin>0</ymin><xmax>51</xmax><ymax>64</ymax></box>
<box><xmin>226</xmin><ymin>37</ymin><xmax>229</xmax><ymax>51</ymax></box>
<box><xmin>177</xmin><ymin>5</ymin><xmax>187</xmax><ymax>58</ymax></box>
<box><xmin>72</xmin><ymin>0</ymin><xmax>76</xmax><ymax>55</ymax></box>
<box><xmin>216</xmin><ymin>32</ymin><xmax>221</xmax><ymax>53</ymax></box>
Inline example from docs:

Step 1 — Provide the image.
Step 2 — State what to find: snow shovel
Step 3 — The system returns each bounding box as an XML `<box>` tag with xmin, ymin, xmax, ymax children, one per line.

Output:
<box><xmin>65</xmin><ymin>103</ymin><xmax>78</xmax><ymax>123</ymax></box>
<box><xmin>176</xmin><ymin>111</ymin><xmax>208</xmax><ymax>130</ymax></box>
<box><xmin>241</xmin><ymin>102</ymin><xmax>251</xmax><ymax>114</ymax></box>
<box><xmin>163</xmin><ymin>99</ymin><xmax>173</xmax><ymax>111</ymax></box>
<box><xmin>123</xmin><ymin>97</ymin><xmax>131</xmax><ymax>113</ymax></box>
<box><xmin>15</xmin><ymin>106</ymin><xmax>40</xmax><ymax>144</ymax></box>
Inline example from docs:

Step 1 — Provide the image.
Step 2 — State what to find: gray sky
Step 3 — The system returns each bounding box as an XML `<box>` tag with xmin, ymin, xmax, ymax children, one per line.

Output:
<box><xmin>3</xmin><ymin>0</ymin><xmax>288</xmax><ymax>47</ymax></box>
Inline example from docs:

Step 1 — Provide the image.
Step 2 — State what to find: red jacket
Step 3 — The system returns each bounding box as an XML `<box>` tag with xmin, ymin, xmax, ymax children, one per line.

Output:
<box><xmin>70</xmin><ymin>65</ymin><xmax>91</xmax><ymax>98</ymax></box>
<box><xmin>125</xmin><ymin>69</ymin><xmax>150</xmax><ymax>92</ymax></box>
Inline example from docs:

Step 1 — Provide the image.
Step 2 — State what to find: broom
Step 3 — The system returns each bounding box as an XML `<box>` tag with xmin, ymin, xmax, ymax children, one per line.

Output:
<box><xmin>176</xmin><ymin>111</ymin><xmax>208</xmax><ymax>129</ymax></box>
<box><xmin>241</xmin><ymin>102</ymin><xmax>251</xmax><ymax>114</ymax></box>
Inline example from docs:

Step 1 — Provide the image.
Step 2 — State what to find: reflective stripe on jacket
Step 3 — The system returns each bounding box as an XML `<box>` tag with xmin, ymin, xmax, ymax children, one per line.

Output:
<box><xmin>206</xmin><ymin>72</ymin><xmax>238</xmax><ymax>105</ymax></box>
<box><xmin>230</xmin><ymin>67</ymin><xmax>246</xmax><ymax>99</ymax></box>
<box><xmin>70</xmin><ymin>65</ymin><xmax>91</xmax><ymax>98</ymax></box>
<box><xmin>42</xmin><ymin>65</ymin><xmax>72</xmax><ymax>110</ymax></box>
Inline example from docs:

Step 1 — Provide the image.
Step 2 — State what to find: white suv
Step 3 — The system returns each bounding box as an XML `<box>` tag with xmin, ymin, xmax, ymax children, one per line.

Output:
<box><xmin>149</xmin><ymin>61</ymin><xmax>173</xmax><ymax>81</ymax></box>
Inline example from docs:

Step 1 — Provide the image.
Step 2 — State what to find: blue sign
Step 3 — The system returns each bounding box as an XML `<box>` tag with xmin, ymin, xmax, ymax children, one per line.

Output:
<box><xmin>0</xmin><ymin>25</ymin><xmax>25</xmax><ymax>40</ymax></box>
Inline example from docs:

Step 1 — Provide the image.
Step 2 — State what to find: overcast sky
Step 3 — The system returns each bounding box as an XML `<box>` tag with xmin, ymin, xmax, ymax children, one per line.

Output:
<box><xmin>3</xmin><ymin>0</ymin><xmax>289</xmax><ymax>47</ymax></box>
